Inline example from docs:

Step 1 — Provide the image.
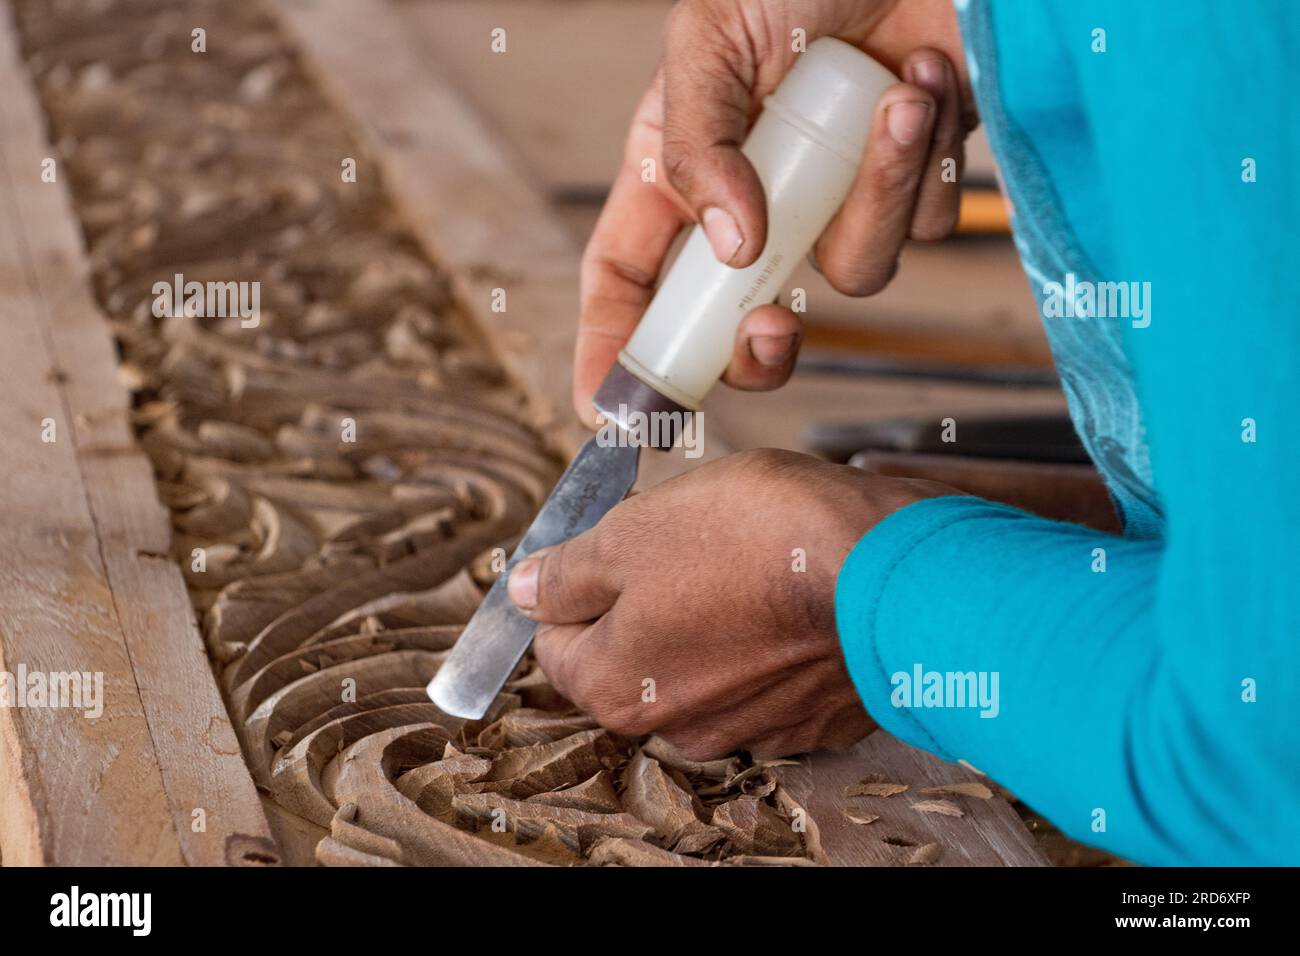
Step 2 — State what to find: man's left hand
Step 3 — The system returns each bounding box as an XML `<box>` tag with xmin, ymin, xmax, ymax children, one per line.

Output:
<box><xmin>506</xmin><ymin>448</ymin><xmax>956</xmax><ymax>759</ymax></box>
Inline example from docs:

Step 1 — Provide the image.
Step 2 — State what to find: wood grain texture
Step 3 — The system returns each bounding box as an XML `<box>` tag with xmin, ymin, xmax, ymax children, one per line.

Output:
<box><xmin>775</xmin><ymin>736</ymin><xmax>1048</xmax><ymax>867</ymax></box>
<box><xmin>0</xmin><ymin>0</ymin><xmax>275</xmax><ymax>865</ymax></box>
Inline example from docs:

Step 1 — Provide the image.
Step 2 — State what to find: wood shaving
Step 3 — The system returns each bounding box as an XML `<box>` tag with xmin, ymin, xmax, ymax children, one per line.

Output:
<box><xmin>912</xmin><ymin>799</ymin><xmax>964</xmax><ymax>818</ymax></box>
<box><xmin>908</xmin><ymin>843</ymin><xmax>942</xmax><ymax>865</ymax></box>
<box><xmin>843</xmin><ymin>810</ymin><xmax>879</xmax><ymax>826</ymax></box>
<box><xmin>845</xmin><ymin>781</ymin><xmax>909</xmax><ymax>798</ymax></box>
<box><xmin>711</xmin><ymin>795</ymin><xmax>803</xmax><ymax>857</ymax></box>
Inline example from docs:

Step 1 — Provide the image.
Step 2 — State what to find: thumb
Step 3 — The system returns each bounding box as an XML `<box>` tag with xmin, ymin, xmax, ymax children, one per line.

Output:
<box><xmin>661</xmin><ymin>3</ymin><xmax>769</xmax><ymax>267</ymax></box>
<box><xmin>506</xmin><ymin>532</ymin><xmax>620</xmax><ymax>625</ymax></box>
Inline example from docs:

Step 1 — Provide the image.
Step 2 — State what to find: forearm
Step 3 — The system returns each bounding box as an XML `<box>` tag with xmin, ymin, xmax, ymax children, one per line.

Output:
<box><xmin>836</xmin><ymin>496</ymin><xmax>1296</xmax><ymax>865</ymax></box>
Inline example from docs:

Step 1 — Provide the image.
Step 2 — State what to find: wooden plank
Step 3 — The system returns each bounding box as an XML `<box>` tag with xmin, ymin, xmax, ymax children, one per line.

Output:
<box><xmin>0</xmin><ymin>14</ymin><xmax>181</xmax><ymax>865</ymax></box>
<box><xmin>0</xmin><ymin>0</ymin><xmax>277</xmax><ymax>865</ymax></box>
<box><xmin>273</xmin><ymin>0</ymin><xmax>1046</xmax><ymax>865</ymax></box>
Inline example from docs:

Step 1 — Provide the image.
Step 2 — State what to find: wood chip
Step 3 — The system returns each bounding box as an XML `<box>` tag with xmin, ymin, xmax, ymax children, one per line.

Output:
<box><xmin>844</xmin><ymin>781</ymin><xmax>909</xmax><ymax>798</ymax></box>
<box><xmin>641</xmin><ymin>735</ymin><xmax>740</xmax><ymax>782</ymax></box>
<box><xmin>477</xmin><ymin>709</ymin><xmax>599</xmax><ymax>750</ymax></box>
<box><xmin>622</xmin><ymin>751</ymin><xmax>724</xmax><ymax>854</ymax></box>
<box><xmin>451</xmin><ymin>792</ymin><xmax>653</xmax><ymax>852</ymax></box>
<box><xmin>586</xmin><ymin>837</ymin><xmax>710</xmax><ymax>868</ymax></box>
<box><xmin>843</xmin><ymin>810</ymin><xmax>879</xmax><ymax>826</ymax></box>
<box><xmin>711</xmin><ymin>795</ymin><xmax>803</xmax><ymax>857</ymax></box>
<box><xmin>908</xmin><ymin>842</ymin><xmax>942</xmax><ymax>865</ymax></box>
<box><xmin>725</xmin><ymin>854</ymin><xmax>820</xmax><ymax>867</ymax></box>
<box><xmin>920</xmin><ymin>782</ymin><xmax>994</xmax><ymax>800</ymax></box>
<box><xmin>483</xmin><ymin>728</ymin><xmax>616</xmax><ymax>798</ymax></box>
<box><xmin>525</xmin><ymin>772</ymin><xmax>622</xmax><ymax>814</ymax></box>
<box><xmin>912</xmin><ymin>799</ymin><xmax>965</xmax><ymax>818</ymax></box>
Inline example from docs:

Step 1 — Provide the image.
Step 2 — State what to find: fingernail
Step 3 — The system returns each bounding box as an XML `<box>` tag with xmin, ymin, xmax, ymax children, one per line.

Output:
<box><xmin>910</xmin><ymin>58</ymin><xmax>947</xmax><ymax>94</ymax></box>
<box><xmin>702</xmin><ymin>206</ymin><xmax>743</xmax><ymax>264</ymax></box>
<box><xmin>887</xmin><ymin>101</ymin><xmax>931</xmax><ymax>146</ymax></box>
<box><xmin>508</xmin><ymin>557</ymin><xmax>539</xmax><ymax>610</ymax></box>
<box><xmin>750</xmin><ymin>333</ymin><xmax>798</xmax><ymax>367</ymax></box>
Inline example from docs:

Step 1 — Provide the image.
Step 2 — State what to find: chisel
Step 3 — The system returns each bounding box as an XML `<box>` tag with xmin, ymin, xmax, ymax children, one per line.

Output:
<box><xmin>428</xmin><ymin>38</ymin><xmax>896</xmax><ymax>719</ymax></box>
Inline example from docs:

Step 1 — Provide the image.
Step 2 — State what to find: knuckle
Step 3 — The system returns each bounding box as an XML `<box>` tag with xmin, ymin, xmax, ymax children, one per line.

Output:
<box><xmin>537</xmin><ymin>549</ymin><xmax>572</xmax><ymax>609</ymax></box>
<box><xmin>660</xmin><ymin>135</ymin><xmax>701</xmax><ymax>194</ymax></box>
<box><xmin>532</xmin><ymin>639</ymin><xmax>576</xmax><ymax>701</ymax></box>
<box><xmin>734</xmin><ymin>447</ymin><xmax>803</xmax><ymax>479</ymax></box>
<box><xmin>561</xmin><ymin>661</ymin><xmax>600</xmax><ymax>713</ymax></box>
<box><xmin>590</xmin><ymin>515</ymin><xmax>638</xmax><ymax>570</ymax></box>
<box><xmin>531</xmin><ymin>627</ymin><xmax>558</xmax><ymax>668</ymax></box>
<box><xmin>588</xmin><ymin>687</ymin><xmax>656</xmax><ymax>737</ymax></box>
<box><xmin>872</xmin><ymin>154</ymin><xmax>927</xmax><ymax>198</ymax></box>
<box><xmin>605</xmin><ymin>702</ymin><xmax>657</xmax><ymax>738</ymax></box>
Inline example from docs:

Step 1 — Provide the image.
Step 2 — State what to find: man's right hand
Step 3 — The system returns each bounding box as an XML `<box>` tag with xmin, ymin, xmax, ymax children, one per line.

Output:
<box><xmin>574</xmin><ymin>0</ymin><xmax>975</xmax><ymax>426</ymax></box>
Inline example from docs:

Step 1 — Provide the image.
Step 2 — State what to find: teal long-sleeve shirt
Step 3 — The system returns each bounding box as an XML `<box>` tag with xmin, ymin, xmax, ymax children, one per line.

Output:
<box><xmin>834</xmin><ymin>0</ymin><xmax>1299</xmax><ymax>865</ymax></box>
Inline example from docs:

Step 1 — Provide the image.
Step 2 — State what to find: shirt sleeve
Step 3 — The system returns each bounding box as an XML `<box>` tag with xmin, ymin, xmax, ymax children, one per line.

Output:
<box><xmin>834</xmin><ymin>0</ymin><xmax>1300</xmax><ymax>865</ymax></box>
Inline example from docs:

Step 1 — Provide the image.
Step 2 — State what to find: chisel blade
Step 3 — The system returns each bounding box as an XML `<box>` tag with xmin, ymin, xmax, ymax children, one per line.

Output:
<box><xmin>427</xmin><ymin>436</ymin><xmax>640</xmax><ymax>719</ymax></box>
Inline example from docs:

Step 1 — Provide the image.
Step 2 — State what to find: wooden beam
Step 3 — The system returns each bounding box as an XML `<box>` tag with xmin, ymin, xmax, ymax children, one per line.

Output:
<box><xmin>0</xmin><ymin>0</ymin><xmax>277</xmax><ymax>865</ymax></box>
